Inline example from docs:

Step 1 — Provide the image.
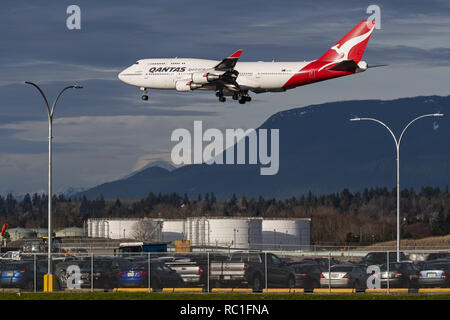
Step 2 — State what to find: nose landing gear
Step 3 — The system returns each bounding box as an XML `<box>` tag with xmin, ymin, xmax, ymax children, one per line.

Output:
<box><xmin>140</xmin><ymin>87</ymin><xmax>149</xmax><ymax>101</ymax></box>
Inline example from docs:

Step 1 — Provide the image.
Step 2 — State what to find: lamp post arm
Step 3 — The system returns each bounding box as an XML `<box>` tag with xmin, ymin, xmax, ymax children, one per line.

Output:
<box><xmin>24</xmin><ymin>81</ymin><xmax>51</xmax><ymax>118</ymax></box>
<box><xmin>398</xmin><ymin>114</ymin><xmax>439</xmax><ymax>146</ymax></box>
<box><xmin>357</xmin><ymin>117</ymin><xmax>399</xmax><ymax>148</ymax></box>
<box><xmin>51</xmin><ymin>86</ymin><xmax>77</xmax><ymax>117</ymax></box>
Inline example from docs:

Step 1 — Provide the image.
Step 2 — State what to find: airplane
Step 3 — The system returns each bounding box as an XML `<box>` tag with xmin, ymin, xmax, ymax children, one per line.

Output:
<box><xmin>118</xmin><ymin>20</ymin><xmax>379</xmax><ymax>104</ymax></box>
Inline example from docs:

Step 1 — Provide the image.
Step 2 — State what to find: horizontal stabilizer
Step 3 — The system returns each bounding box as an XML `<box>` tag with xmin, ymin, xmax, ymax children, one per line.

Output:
<box><xmin>326</xmin><ymin>60</ymin><xmax>359</xmax><ymax>72</ymax></box>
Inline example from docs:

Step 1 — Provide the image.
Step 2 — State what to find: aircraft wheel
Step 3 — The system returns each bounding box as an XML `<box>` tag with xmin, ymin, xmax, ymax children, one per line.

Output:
<box><xmin>219</xmin><ymin>96</ymin><xmax>226</xmax><ymax>102</ymax></box>
<box><xmin>239</xmin><ymin>99</ymin><xmax>246</xmax><ymax>104</ymax></box>
<box><xmin>141</xmin><ymin>95</ymin><xmax>149</xmax><ymax>101</ymax></box>
<box><xmin>245</xmin><ymin>96</ymin><xmax>252</xmax><ymax>102</ymax></box>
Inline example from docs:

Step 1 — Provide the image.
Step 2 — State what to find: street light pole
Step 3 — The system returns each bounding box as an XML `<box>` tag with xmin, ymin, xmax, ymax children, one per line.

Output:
<box><xmin>25</xmin><ymin>82</ymin><xmax>82</xmax><ymax>280</ymax></box>
<box><xmin>350</xmin><ymin>113</ymin><xmax>444</xmax><ymax>261</ymax></box>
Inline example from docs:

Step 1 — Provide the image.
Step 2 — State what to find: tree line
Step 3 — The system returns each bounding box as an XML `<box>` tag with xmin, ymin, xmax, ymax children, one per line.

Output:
<box><xmin>0</xmin><ymin>186</ymin><xmax>449</xmax><ymax>245</ymax></box>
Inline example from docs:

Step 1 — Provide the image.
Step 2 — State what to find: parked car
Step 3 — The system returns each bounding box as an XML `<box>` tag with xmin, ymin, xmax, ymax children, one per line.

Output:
<box><xmin>0</xmin><ymin>251</ymin><xmax>21</xmax><ymax>261</ymax></box>
<box><xmin>55</xmin><ymin>257</ymin><xmax>128</xmax><ymax>289</ymax></box>
<box><xmin>0</xmin><ymin>260</ymin><xmax>46</xmax><ymax>290</ymax></box>
<box><xmin>116</xmin><ymin>261</ymin><xmax>183</xmax><ymax>290</ymax></box>
<box><xmin>292</xmin><ymin>263</ymin><xmax>325</xmax><ymax>290</ymax></box>
<box><xmin>209</xmin><ymin>252</ymin><xmax>296</xmax><ymax>291</ymax></box>
<box><xmin>379</xmin><ymin>261</ymin><xmax>420</xmax><ymax>288</ymax></box>
<box><xmin>359</xmin><ymin>252</ymin><xmax>407</xmax><ymax>266</ymax></box>
<box><xmin>320</xmin><ymin>264</ymin><xmax>367</xmax><ymax>290</ymax></box>
<box><xmin>418</xmin><ymin>260</ymin><xmax>450</xmax><ymax>288</ymax></box>
<box><xmin>158</xmin><ymin>257</ymin><xmax>204</xmax><ymax>286</ymax></box>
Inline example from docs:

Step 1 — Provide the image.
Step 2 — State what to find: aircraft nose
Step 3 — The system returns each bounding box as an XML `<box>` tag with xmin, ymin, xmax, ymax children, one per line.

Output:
<box><xmin>118</xmin><ymin>69</ymin><xmax>126</xmax><ymax>81</ymax></box>
<box><xmin>118</xmin><ymin>65</ymin><xmax>133</xmax><ymax>81</ymax></box>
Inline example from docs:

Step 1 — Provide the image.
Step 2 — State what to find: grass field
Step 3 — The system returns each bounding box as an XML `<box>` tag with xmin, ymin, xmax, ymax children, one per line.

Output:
<box><xmin>0</xmin><ymin>292</ymin><xmax>449</xmax><ymax>300</ymax></box>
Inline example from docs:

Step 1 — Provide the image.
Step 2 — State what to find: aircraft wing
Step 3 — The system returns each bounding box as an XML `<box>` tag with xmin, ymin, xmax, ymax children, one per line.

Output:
<box><xmin>214</xmin><ymin>49</ymin><xmax>243</xmax><ymax>71</ymax></box>
<box><xmin>205</xmin><ymin>50</ymin><xmax>243</xmax><ymax>92</ymax></box>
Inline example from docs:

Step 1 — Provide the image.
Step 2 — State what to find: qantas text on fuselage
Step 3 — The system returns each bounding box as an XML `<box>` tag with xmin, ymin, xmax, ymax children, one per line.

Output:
<box><xmin>118</xmin><ymin>21</ymin><xmax>377</xmax><ymax>104</ymax></box>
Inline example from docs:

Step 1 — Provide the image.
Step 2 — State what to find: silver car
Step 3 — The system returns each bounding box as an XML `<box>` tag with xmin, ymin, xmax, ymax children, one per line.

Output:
<box><xmin>418</xmin><ymin>260</ymin><xmax>450</xmax><ymax>288</ymax></box>
<box><xmin>320</xmin><ymin>264</ymin><xmax>367</xmax><ymax>290</ymax></box>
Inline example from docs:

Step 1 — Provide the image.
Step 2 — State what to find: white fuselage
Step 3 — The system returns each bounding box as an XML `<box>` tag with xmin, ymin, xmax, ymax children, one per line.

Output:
<box><xmin>118</xmin><ymin>58</ymin><xmax>310</xmax><ymax>91</ymax></box>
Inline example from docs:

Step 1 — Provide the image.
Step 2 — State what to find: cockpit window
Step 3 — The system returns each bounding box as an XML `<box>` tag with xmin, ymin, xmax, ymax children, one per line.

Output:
<box><xmin>135</xmin><ymin>61</ymin><xmax>139</xmax><ymax>64</ymax></box>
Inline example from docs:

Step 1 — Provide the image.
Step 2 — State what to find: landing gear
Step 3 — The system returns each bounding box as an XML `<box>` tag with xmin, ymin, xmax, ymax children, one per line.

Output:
<box><xmin>140</xmin><ymin>87</ymin><xmax>149</xmax><ymax>101</ymax></box>
<box><xmin>238</xmin><ymin>91</ymin><xmax>251</xmax><ymax>104</ymax></box>
<box><xmin>216</xmin><ymin>90</ymin><xmax>251</xmax><ymax>103</ymax></box>
<box><xmin>216</xmin><ymin>90</ymin><xmax>226</xmax><ymax>102</ymax></box>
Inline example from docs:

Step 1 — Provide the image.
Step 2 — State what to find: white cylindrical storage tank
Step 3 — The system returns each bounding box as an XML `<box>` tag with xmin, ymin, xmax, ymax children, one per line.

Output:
<box><xmin>262</xmin><ymin>218</ymin><xmax>311</xmax><ymax>250</ymax></box>
<box><xmin>92</xmin><ymin>220</ymin><xmax>99</xmax><ymax>238</ymax></box>
<box><xmin>99</xmin><ymin>220</ymin><xmax>105</xmax><ymax>238</ymax></box>
<box><xmin>87</xmin><ymin>220</ymin><xmax>93</xmax><ymax>237</ymax></box>
<box><xmin>160</xmin><ymin>219</ymin><xmax>185</xmax><ymax>242</ymax></box>
<box><xmin>207</xmin><ymin>218</ymin><xmax>262</xmax><ymax>249</ymax></box>
<box><xmin>186</xmin><ymin>217</ymin><xmax>201</xmax><ymax>246</ymax></box>
<box><xmin>107</xmin><ymin>219</ymin><xmax>140</xmax><ymax>239</ymax></box>
<box><xmin>104</xmin><ymin>221</ymin><xmax>110</xmax><ymax>239</ymax></box>
<box><xmin>99</xmin><ymin>218</ymin><xmax>162</xmax><ymax>241</ymax></box>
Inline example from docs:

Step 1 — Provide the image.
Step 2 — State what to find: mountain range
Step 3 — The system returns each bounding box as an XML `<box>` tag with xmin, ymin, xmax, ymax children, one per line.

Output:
<box><xmin>75</xmin><ymin>95</ymin><xmax>450</xmax><ymax>200</ymax></box>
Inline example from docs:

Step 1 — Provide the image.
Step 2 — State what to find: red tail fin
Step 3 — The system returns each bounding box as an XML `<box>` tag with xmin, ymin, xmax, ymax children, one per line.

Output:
<box><xmin>318</xmin><ymin>20</ymin><xmax>376</xmax><ymax>63</ymax></box>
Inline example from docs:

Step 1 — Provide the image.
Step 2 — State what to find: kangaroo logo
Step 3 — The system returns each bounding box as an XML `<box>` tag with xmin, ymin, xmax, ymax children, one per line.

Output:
<box><xmin>319</xmin><ymin>27</ymin><xmax>375</xmax><ymax>71</ymax></box>
<box><xmin>330</xmin><ymin>44</ymin><xmax>345</xmax><ymax>59</ymax></box>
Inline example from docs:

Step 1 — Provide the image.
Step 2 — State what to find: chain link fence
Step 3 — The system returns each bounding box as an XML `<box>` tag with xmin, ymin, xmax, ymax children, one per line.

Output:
<box><xmin>0</xmin><ymin>249</ymin><xmax>449</xmax><ymax>292</ymax></box>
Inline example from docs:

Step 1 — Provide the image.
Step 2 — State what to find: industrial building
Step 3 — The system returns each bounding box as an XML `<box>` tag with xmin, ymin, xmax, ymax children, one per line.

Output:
<box><xmin>55</xmin><ymin>227</ymin><xmax>86</xmax><ymax>238</ymax></box>
<box><xmin>6</xmin><ymin>228</ymin><xmax>36</xmax><ymax>241</ymax></box>
<box><xmin>86</xmin><ymin>217</ymin><xmax>310</xmax><ymax>250</ymax></box>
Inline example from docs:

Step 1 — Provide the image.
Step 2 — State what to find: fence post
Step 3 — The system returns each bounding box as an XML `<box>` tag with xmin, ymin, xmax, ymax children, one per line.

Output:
<box><xmin>34</xmin><ymin>253</ymin><xmax>37</xmax><ymax>293</ymax></box>
<box><xmin>265</xmin><ymin>251</ymin><xmax>268</xmax><ymax>292</ymax></box>
<box><xmin>387</xmin><ymin>251</ymin><xmax>390</xmax><ymax>294</ymax></box>
<box><xmin>207</xmin><ymin>252</ymin><xmax>210</xmax><ymax>293</ymax></box>
<box><xmin>148</xmin><ymin>252</ymin><xmax>151</xmax><ymax>293</ymax></box>
<box><xmin>328</xmin><ymin>251</ymin><xmax>331</xmax><ymax>293</ymax></box>
<box><xmin>91</xmin><ymin>253</ymin><xmax>94</xmax><ymax>292</ymax></box>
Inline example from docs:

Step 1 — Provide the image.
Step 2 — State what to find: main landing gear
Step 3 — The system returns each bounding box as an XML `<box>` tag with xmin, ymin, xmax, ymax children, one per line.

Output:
<box><xmin>234</xmin><ymin>91</ymin><xmax>251</xmax><ymax>104</ymax></box>
<box><xmin>216</xmin><ymin>90</ymin><xmax>252</xmax><ymax>104</ymax></box>
<box><xmin>216</xmin><ymin>91</ymin><xmax>226</xmax><ymax>102</ymax></box>
<box><xmin>140</xmin><ymin>87</ymin><xmax>149</xmax><ymax>101</ymax></box>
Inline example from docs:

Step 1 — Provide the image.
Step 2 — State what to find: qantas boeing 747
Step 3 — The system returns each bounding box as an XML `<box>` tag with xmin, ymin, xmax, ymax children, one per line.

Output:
<box><xmin>118</xmin><ymin>21</ymin><xmax>379</xmax><ymax>104</ymax></box>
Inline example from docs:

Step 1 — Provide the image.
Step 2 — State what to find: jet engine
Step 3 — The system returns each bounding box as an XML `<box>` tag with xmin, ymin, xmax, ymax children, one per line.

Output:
<box><xmin>175</xmin><ymin>81</ymin><xmax>202</xmax><ymax>92</ymax></box>
<box><xmin>191</xmin><ymin>72</ymin><xmax>221</xmax><ymax>84</ymax></box>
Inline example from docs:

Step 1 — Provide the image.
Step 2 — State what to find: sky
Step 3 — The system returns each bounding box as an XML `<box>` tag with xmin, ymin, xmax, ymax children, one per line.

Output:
<box><xmin>1</xmin><ymin>0</ymin><xmax>450</xmax><ymax>195</ymax></box>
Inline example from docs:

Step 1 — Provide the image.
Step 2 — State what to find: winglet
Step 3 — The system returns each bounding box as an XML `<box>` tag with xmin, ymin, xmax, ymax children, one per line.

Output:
<box><xmin>229</xmin><ymin>49</ymin><xmax>243</xmax><ymax>58</ymax></box>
